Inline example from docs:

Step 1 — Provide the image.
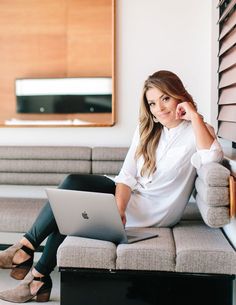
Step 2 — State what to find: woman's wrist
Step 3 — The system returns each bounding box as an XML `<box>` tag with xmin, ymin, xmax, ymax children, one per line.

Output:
<box><xmin>190</xmin><ymin>112</ymin><xmax>203</xmax><ymax>123</ymax></box>
<box><xmin>117</xmin><ymin>203</ymin><xmax>126</xmax><ymax>215</ymax></box>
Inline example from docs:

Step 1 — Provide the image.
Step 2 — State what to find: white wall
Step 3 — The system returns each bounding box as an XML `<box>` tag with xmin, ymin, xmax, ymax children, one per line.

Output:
<box><xmin>0</xmin><ymin>0</ymin><xmax>212</xmax><ymax>147</ymax></box>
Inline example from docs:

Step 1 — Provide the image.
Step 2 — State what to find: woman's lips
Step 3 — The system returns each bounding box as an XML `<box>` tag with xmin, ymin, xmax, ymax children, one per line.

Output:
<box><xmin>157</xmin><ymin>112</ymin><xmax>170</xmax><ymax>118</ymax></box>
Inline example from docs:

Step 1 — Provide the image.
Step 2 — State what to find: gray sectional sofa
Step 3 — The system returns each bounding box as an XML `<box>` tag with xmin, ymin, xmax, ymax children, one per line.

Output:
<box><xmin>0</xmin><ymin>146</ymin><xmax>235</xmax><ymax>305</ymax></box>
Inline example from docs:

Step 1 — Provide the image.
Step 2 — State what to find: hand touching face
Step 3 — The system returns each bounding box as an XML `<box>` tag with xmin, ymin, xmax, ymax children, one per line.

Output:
<box><xmin>175</xmin><ymin>101</ymin><xmax>198</xmax><ymax>121</ymax></box>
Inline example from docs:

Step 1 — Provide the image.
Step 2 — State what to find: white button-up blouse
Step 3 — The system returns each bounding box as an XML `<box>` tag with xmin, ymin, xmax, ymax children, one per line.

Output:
<box><xmin>114</xmin><ymin>121</ymin><xmax>223</xmax><ymax>228</ymax></box>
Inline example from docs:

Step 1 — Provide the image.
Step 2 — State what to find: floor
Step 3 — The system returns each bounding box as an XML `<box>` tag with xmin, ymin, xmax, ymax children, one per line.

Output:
<box><xmin>0</xmin><ymin>267</ymin><xmax>60</xmax><ymax>305</ymax></box>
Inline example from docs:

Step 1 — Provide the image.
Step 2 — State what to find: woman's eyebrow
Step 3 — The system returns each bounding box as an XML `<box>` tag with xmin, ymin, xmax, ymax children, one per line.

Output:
<box><xmin>147</xmin><ymin>94</ymin><xmax>165</xmax><ymax>103</ymax></box>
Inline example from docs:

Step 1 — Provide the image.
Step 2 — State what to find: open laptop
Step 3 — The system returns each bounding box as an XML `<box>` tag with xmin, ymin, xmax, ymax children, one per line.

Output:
<box><xmin>46</xmin><ymin>188</ymin><xmax>158</xmax><ymax>244</ymax></box>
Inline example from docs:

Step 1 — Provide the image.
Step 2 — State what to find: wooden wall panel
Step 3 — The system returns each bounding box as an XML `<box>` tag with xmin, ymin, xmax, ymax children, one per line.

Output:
<box><xmin>0</xmin><ymin>0</ymin><xmax>113</xmax><ymax>126</ymax></box>
<box><xmin>67</xmin><ymin>0</ymin><xmax>112</xmax><ymax>77</ymax></box>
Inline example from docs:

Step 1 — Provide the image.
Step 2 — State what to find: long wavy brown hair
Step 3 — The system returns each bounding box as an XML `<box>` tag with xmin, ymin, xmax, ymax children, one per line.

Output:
<box><xmin>135</xmin><ymin>70</ymin><xmax>197</xmax><ymax>177</ymax></box>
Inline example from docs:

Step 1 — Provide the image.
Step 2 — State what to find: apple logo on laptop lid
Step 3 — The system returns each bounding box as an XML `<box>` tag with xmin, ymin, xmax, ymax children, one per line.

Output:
<box><xmin>82</xmin><ymin>211</ymin><xmax>89</xmax><ymax>220</ymax></box>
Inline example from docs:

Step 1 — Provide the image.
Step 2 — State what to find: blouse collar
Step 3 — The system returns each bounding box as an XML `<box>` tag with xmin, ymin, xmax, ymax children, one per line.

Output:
<box><xmin>163</xmin><ymin>120</ymin><xmax>189</xmax><ymax>137</ymax></box>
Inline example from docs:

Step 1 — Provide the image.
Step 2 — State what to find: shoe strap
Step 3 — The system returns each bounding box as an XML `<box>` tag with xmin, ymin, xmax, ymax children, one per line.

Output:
<box><xmin>33</xmin><ymin>276</ymin><xmax>48</xmax><ymax>283</ymax></box>
<box><xmin>21</xmin><ymin>245</ymin><xmax>34</xmax><ymax>257</ymax></box>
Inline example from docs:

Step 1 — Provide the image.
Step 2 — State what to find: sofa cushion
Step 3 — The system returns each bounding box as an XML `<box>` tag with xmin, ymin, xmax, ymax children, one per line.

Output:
<box><xmin>195</xmin><ymin>162</ymin><xmax>231</xmax><ymax>228</ymax></box>
<box><xmin>92</xmin><ymin>147</ymin><xmax>128</xmax><ymax>161</ymax></box>
<box><xmin>0</xmin><ymin>146</ymin><xmax>92</xmax><ymax>160</ymax></box>
<box><xmin>92</xmin><ymin>147</ymin><xmax>128</xmax><ymax>175</ymax></box>
<box><xmin>0</xmin><ymin>185</ymin><xmax>51</xmax><ymax>232</ymax></box>
<box><xmin>116</xmin><ymin>228</ymin><xmax>175</xmax><ymax>271</ymax></box>
<box><xmin>0</xmin><ymin>173</ymin><xmax>70</xmax><ymax>185</ymax></box>
<box><xmin>173</xmin><ymin>221</ymin><xmax>236</xmax><ymax>275</ymax></box>
<box><xmin>0</xmin><ymin>146</ymin><xmax>92</xmax><ymax>185</ymax></box>
<box><xmin>0</xmin><ymin>160</ymin><xmax>91</xmax><ymax>174</ymax></box>
<box><xmin>195</xmin><ymin>178</ymin><xmax>229</xmax><ymax>206</ymax></box>
<box><xmin>57</xmin><ymin>236</ymin><xmax>117</xmax><ymax>269</ymax></box>
<box><xmin>0</xmin><ymin>185</ymin><xmax>49</xmax><ymax>199</ymax></box>
<box><xmin>92</xmin><ymin>161</ymin><xmax>124</xmax><ymax>175</ymax></box>
<box><xmin>196</xmin><ymin>194</ymin><xmax>230</xmax><ymax>228</ymax></box>
<box><xmin>197</xmin><ymin>162</ymin><xmax>230</xmax><ymax>187</ymax></box>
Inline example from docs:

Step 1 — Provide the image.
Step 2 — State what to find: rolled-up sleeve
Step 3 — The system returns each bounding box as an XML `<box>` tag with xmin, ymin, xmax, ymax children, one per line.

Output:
<box><xmin>191</xmin><ymin>139</ymin><xmax>224</xmax><ymax>169</ymax></box>
<box><xmin>114</xmin><ymin>127</ymin><xmax>139</xmax><ymax>190</ymax></box>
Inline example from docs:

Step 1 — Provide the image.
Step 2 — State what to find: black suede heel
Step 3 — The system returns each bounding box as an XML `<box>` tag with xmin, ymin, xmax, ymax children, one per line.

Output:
<box><xmin>34</xmin><ymin>276</ymin><xmax>52</xmax><ymax>302</ymax></box>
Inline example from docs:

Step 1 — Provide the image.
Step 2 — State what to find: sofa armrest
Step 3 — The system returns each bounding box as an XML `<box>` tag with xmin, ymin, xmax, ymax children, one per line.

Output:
<box><xmin>229</xmin><ymin>175</ymin><xmax>236</xmax><ymax>218</ymax></box>
<box><xmin>195</xmin><ymin>162</ymin><xmax>231</xmax><ymax>228</ymax></box>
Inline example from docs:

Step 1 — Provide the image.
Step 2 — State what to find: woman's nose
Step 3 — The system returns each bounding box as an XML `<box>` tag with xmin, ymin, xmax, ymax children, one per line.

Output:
<box><xmin>155</xmin><ymin>101</ymin><xmax>164</xmax><ymax>111</ymax></box>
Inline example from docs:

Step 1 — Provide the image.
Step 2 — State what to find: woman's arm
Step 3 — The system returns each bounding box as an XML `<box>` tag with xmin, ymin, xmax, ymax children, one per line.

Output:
<box><xmin>115</xmin><ymin>183</ymin><xmax>132</xmax><ymax>226</ymax></box>
<box><xmin>114</xmin><ymin>126</ymin><xmax>139</xmax><ymax>225</ymax></box>
<box><xmin>176</xmin><ymin>102</ymin><xmax>215</xmax><ymax>149</ymax></box>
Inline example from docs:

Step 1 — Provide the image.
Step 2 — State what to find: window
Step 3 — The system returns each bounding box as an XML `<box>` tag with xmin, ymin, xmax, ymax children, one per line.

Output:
<box><xmin>217</xmin><ymin>0</ymin><xmax>236</xmax><ymax>148</ymax></box>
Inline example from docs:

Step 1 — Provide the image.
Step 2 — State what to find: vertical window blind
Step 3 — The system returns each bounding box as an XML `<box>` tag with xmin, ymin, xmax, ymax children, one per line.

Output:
<box><xmin>217</xmin><ymin>0</ymin><xmax>236</xmax><ymax>146</ymax></box>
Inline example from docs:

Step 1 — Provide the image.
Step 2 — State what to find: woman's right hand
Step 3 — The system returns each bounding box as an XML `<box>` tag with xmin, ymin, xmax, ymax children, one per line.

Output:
<box><xmin>120</xmin><ymin>211</ymin><xmax>127</xmax><ymax>226</ymax></box>
<box><xmin>115</xmin><ymin>183</ymin><xmax>131</xmax><ymax>227</ymax></box>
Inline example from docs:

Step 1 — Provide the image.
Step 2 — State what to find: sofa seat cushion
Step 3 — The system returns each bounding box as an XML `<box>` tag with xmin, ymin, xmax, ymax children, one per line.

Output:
<box><xmin>0</xmin><ymin>185</ymin><xmax>53</xmax><ymax>232</ymax></box>
<box><xmin>0</xmin><ymin>185</ymin><xmax>51</xmax><ymax>199</ymax></box>
<box><xmin>0</xmin><ymin>173</ymin><xmax>71</xmax><ymax>185</ymax></box>
<box><xmin>173</xmin><ymin>221</ymin><xmax>236</xmax><ymax>275</ymax></box>
<box><xmin>116</xmin><ymin>228</ymin><xmax>175</xmax><ymax>271</ymax></box>
<box><xmin>57</xmin><ymin>236</ymin><xmax>117</xmax><ymax>270</ymax></box>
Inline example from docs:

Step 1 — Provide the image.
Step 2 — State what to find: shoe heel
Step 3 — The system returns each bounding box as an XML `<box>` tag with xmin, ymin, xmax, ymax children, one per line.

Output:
<box><xmin>36</xmin><ymin>289</ymin><xmax>51</xmax><ymax>302</ymax></box>
<box><xmin>10</xmin><ymin>265</ymin><xmax>31</xmax><ymax>280</ymax></box>
<box><xmin>10</xmin><ymin>256</ymin><xmax>34</xmax><ymax>280</ymax></box>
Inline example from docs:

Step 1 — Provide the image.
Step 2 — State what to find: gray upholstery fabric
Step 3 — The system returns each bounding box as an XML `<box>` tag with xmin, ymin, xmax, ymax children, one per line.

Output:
<box><xmin>0</xmin><ymin>146</ymin><xmax>91</xmax><ymax>160</ymax></box>
<box><xmin>196</xmin><ymin>194</ymin><xmax>230</xmax><ymax>228</ymax></box>
<box><xmin>197</xmin><ymin>162</ymin><xmax>230</xmax><ymax>186</ymax></box>
<box><xmin>195</xmin><ymin>162</ymin><xmax>231</xmax><ymax>228</ymax></box>
<box><xmin>0</xmin><ymin>199</ymin><xmax>45</xmax><ymax>232</ymax></box>
<box><xmin>92</xmin><ymin>161</ymin><xmax>123</xmax><ymax>175</ymax></box>
<box><xmin>0</xmin><ymin>185</ymin><xmax>51</xmax><ymax>232</ymax></box>
<box><xmin>0</xmin><ymin>185</ymin><xmax>49</xmax><ymax>198</ymax></box>
<box><xmin>181</xmin><ymin>198</ymin><xmax>202</xmax><ymax>220</ymax></box>
<box><xmin>116</xmin><ymin>228</ymin><xmax>175</xmax><ymax>271</ymax></box>
<box><xmin>0</xmin><ymin>173</ymin><xmax>69</xmax><ymax>185</ymax></box>
<box><xmin>173</xmin><ymin>221</ymin><xmax>236</xmax><ymax>274</ymax></box>
<box><xmin>195</xmin><ymin>177</ymin><xmax>229</xmax><ymax>206</ymax></box>
<box><xmin>57</xmin><ymin>236</ymin><xmax>117</xmax><ymax>269</ymax></box>
<box><xmin>0</xmin><ymin>160</ymin><xmax>91</xmax><ymax>173</ymax></box>
<box><xmin>92</xmin><ymin>147</ymin><xmax>128</xmax><ymax>161</ymax></box>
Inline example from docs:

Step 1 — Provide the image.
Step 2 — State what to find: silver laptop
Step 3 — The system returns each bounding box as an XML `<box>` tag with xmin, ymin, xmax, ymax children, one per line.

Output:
<box><xmin>46</xmin><ymin>188</ymin><xmax>158</xmax><ymax>244</ymax></box>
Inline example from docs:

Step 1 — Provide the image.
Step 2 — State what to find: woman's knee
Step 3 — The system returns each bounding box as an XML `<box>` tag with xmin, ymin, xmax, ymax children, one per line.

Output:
<box><xmin>58</xmin><ymin>174</ymin><xmax>83</xmax><ymax>190</ymax></box>
<box><xmin>58</xmin><ymin>173</ymin><xmax>115</xmax><ymax>194</ymax></box>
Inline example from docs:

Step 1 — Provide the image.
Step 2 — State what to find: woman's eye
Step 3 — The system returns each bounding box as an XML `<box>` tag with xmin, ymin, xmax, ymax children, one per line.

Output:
<box><xmin>148</xmin><ymin>102</ymin><xmax>155</xmax><ymax>107</ymax></box>
<box><xmin>162</xmin><ymin>96</ymin><xmax>170</xmax><ymax>102</ymax></box>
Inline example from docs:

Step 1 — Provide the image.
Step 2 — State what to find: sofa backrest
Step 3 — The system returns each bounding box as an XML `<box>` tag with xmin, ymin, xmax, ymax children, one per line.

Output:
<box><xmin>0</xmin><ymin>146</ymin><xmax>129</xmax><ymax>186</ymax></box>
<box><xmin>0</xmin><ymin>146</ymin><xmax>92</xmax><ymax>185</ymax></box>
<box><xmin>92</xmin><ymin>147</ymin><xmax>128</xmax><ymax>176</ymax></box>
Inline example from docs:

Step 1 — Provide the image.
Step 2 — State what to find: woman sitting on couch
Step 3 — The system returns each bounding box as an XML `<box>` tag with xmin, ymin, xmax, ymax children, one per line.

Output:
<box><xmin>0</xmin><ymin>70</ymin><xmax>223</xmax><ymax>303</ymax></box>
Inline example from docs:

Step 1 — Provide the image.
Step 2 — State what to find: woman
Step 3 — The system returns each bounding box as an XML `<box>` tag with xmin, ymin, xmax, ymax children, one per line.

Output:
<box><xmin>0</xmin><ymin>70</ymin><xmax>223</xmax><ymax>302</ymax></box>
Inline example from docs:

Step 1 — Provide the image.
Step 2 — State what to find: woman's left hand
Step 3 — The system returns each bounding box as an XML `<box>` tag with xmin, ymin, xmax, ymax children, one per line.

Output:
<box><xmin>176</xmin><ymin>101</ymin><xmax>198</xmax><ymax>121</ymax></box>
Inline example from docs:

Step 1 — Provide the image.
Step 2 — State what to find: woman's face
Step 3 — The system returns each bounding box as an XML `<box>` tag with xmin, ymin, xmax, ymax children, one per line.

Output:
<box><xmin>146</xmin><ymin>87</ymin><xmax>182</xmax><ymax>129</ymax></box>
